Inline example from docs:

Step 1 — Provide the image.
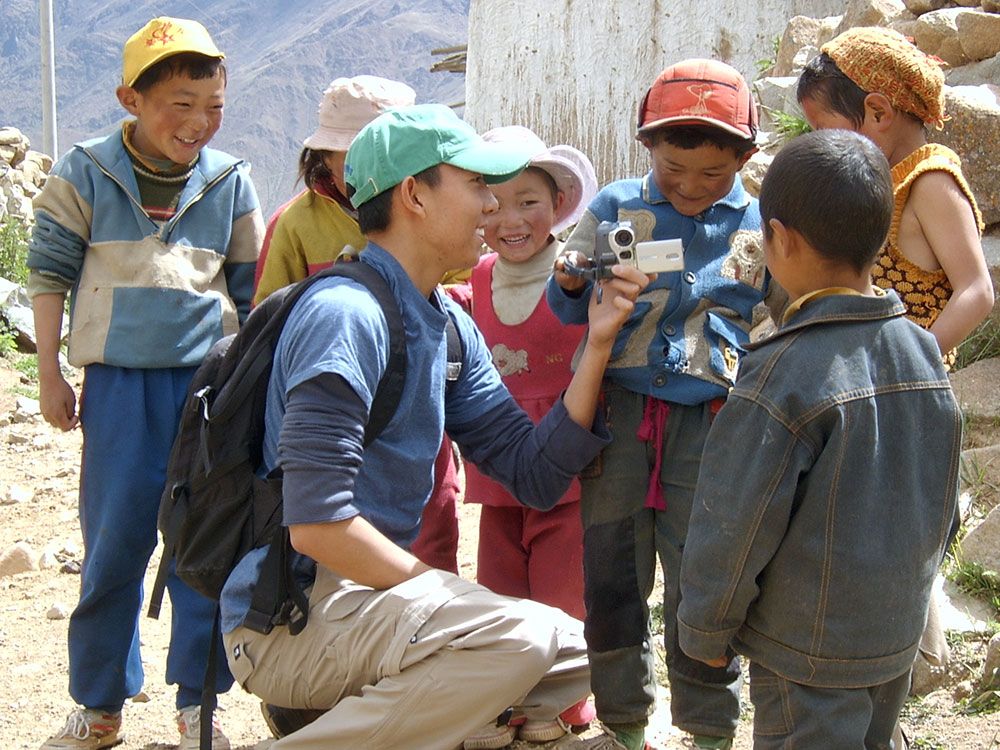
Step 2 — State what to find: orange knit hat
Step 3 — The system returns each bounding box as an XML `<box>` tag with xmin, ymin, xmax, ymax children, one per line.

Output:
<box><xmin>821</xmin><ymin>27</ymin><xmax>946</xmax><ymax>128</ymax></box>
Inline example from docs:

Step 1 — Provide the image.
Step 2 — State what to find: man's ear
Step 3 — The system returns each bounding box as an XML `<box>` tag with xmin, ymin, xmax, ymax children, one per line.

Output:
<box><xmin>116</xmin><ymin>85</ymin><xmax>140</xmax><ymax>116</ymax></box>
<box><xmin>396</xmin><ymin>175</ymin><xmax>426</xmax><ymax>217</ymax></box>
<box><xmin>863</xmin><ymin>92</ymin><xmax>894</xmax><ymax>131</ymax></box>
<box><xmin>736</xmin><ymin>147</ymin><xmax>757</xmax><ymax>170</ymax></box>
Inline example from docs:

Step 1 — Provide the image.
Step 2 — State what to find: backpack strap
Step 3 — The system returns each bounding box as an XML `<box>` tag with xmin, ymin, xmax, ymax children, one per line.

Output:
<box><xmin>444</xmin><ymin>312</ymin><xmax>463</xmax><ymax>386</ymax></box>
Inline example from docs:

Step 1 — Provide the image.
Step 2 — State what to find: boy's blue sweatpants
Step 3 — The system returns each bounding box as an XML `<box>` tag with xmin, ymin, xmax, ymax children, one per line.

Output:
<box><xmin>69</xmin><ymin>364</ymin><xmax>234</xmax><ymax>712</ymax></box>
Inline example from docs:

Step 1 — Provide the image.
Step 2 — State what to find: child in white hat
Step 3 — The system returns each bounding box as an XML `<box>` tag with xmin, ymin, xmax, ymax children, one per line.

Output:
<box><xmin>458</xmin><ymin>125</ymin><xmax>599</xmax><ymax>749</ymax></box>
<box><xmin>253</xmin><ymin>75</ymin><xmax>415</xmax><ymax>303</ymax></box>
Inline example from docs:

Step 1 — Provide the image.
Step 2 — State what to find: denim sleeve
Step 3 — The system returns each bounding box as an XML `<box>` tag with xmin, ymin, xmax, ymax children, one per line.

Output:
<box><xmin>677</xmin><ymin>393</ymin><xmax>812</xmax><ymax>661</ymax></box>
<box><xmin>277</xmin><ymin>371</ymin><xmax>367</xmax><ymax>526</ymax></box>
<box><xmin>449</xmin><ymin>396</ymin><xmax>609</xmax><ymax>511</ymax></box>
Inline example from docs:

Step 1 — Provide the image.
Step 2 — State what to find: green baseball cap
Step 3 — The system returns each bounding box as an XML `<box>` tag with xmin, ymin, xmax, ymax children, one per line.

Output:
<box><xmin>345</xmin><ymin>103</ymin><xmax>532</xmax><ymax>208</ymax></box>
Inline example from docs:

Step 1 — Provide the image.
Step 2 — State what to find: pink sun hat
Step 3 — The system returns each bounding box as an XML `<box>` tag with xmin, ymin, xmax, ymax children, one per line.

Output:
<box><xmin>482</xmin><ymin>126</ymin><xmax>597</xmax><ymax>233</ymax></box>
<box><xmin>303</xmin><ymin>75</ymin><xmax>416</xmax><ymax>152</ymax></box>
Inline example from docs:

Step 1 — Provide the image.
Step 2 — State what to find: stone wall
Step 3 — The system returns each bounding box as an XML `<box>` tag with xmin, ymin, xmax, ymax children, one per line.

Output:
<box><xmin>464</xmin><ymin>0</ymin><xmax>843</xmax><ymax>186</ymax></box>
<box><xmin>0</xmin><ymin>127</ymin><xmax>49</xmax><ymax>227</ymax></box>
<box><xmin>754</xmin><ymin>0</ymin><xmax>1000</xmax><ymax>225</ymax></box>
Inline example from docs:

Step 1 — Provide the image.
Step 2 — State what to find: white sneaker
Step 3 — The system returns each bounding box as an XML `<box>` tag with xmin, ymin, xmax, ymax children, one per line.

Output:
<box><xmin>177</xmin><ymin>705</ymin><xmax>231</xmax><ymax>750</ymax></box>
<box><xmin>40</xmin><ymin>708</ymin><xmax>123</xmax><ymax>750</ymax></box>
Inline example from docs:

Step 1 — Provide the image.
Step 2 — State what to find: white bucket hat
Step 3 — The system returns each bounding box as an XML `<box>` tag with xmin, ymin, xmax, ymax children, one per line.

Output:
<box><xmin>303</xmin><ymin>75</ymin><xmax>416</xmax><ymax>152</ymax></box>
<box><xmin>481</xmin><ymin>125</ymin><xmax>597</xmax><ymax>233</ymax></box>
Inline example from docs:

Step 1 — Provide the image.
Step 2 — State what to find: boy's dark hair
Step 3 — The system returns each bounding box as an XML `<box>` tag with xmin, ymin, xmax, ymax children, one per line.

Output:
<box><xmin>131</xmin><ymin>52</ymin><xmax>227</xmax><ymax>93</ymax></box>
<box><xmin>760</xmin><ymin>130</ymin><xmax>891</xmax><ymax>273</ymax></box>
<box><xmin>641</xmin><ymin>125</ymin><xmax>756</xmax><ymax>158</ymax></box>
<box><xmin>354</xmin><ymin>165</ymin><xmax>442</xmax><ymax>234</ymax></box>
<box><xmin>796</xmin><ymin>53</ymin><xmax>868</xmax><ymax>128</ymax></box>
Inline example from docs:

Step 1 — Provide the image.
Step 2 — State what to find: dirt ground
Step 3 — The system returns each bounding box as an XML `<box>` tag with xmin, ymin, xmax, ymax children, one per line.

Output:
<box><xmin>0</xmin><ymin>359</ymin><xmax>997</xmax><ymax>750</ymax></box>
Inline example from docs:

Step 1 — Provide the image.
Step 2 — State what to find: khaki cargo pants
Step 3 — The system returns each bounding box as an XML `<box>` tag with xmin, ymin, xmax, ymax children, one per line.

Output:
<box><xmin>224</xmin><ymin>567</ymin><xmax>590</xmax><ymax>749</ymax></box>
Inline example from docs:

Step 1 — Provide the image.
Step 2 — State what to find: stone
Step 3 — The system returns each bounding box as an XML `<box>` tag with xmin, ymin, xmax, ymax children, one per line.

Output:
<box><xmin>951</xmin><ymin>357</ymin><xmax>1000</xmax><ymax>419</ymax></box>
<box><xmin>903</xmin><ymin>0</ymin><xmax>949</xmax><ymax>14</ymax></box>
<box><xmin>773</xmin><ymin>16</ymin><xmax>820</xmax><ymax>77</ymax></box>
<box><xmin>2</xmin><ymin>484</ymin><xmax>32</xmax><ymax>505</ymax></box>
<box><xmin>983</xmin><ymin>0</ymin><xmax>1000</xmax><ymax>12</ymax></box>
<box><xmin>838</xmin><ymin>0</ymin><xmax>908</xmax><ymax>32</ymax></box>
<box><xmin>956</xmin><ymin>10</ymin><xmax>1000</xmax><ymax>61</ymax></box>
<box><xmin>983</xmin><ymin>632</ymin><xmax>1000</xmax><ymax>688</ymax></box>
<box><xmin>934</xmin><ymin>84</ymin><xmax>1000</xmax><ymax>225</ymax></box>
<box><xmin>37</xmin><ymin>550</ymin><xmax>58</xmax><ymax>570</ymax></box>
<box><xmin>0</xmin><ymin>542</ymin><xmax>37</xmax><ymax>577</ymax></box>
<box><xmin>740</xmin><ymin>151</ymin><xmax>772</xmax><ymax>198</ymax></box>
<box><xmin>46</xmin><ymin>603</ymin><xmax>68</xmax><ymax>620</ymax></box>
<box><xmin>12</xmin><ymin>396</ymin><xmax>40</xmax><ymax>422</ymax></box>
<box><xmin>961</xmin><ymin>446</ymin><xmax>1000</xmax><ymax>510</ymax></box>
<box><xmin>816</xmin><ymin>15</ymin><xmax>843</xmax><ymax>49</ymax></box>
<box><xmin>953</xmin><ymin>0</ymin><xmax>979</xmax><ymax>6</ymax></box>
<box><xmin>946</xmin><ymin>51</ymin><xmax>1000</xmax><ymax>86</ymax></box>
<box><xmin>0</xmin><ymin>127</ymin><xmax>26</xmax><ymax>147</ymax></box>
<box><xmin>939</xmin><ymin>574</ymin><xmax>995</xmax><ymax>632</ymax></box>
<box><xmin>959</xmin><ymin>504</ymin><xmax>1000</xmax><ymax>574</ymax></box>
<box><xmin>752</xmin><ymin>76</ymin><xmax>804</xmax><ymax>129</ymax></box>
<box><xmin>914</xmin><ymin>8</ymin><xmax>967</xmax><ymax>64</ymax></box>
<box><xmin>6</xmin><ymin>432</ymin><xmax>29</xmax><ymax>445</ymax></box>
<box><xmin>911</xmin><ymin>654</ymin><xmax>950</xmax><ymax>695</ymax></box>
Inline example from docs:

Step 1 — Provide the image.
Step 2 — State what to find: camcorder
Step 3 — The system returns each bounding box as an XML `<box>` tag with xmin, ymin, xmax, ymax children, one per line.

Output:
<box><xmin>564</xmin><ymin>221</ymin><xmax>684</xmax><ymax>282</ymax></box>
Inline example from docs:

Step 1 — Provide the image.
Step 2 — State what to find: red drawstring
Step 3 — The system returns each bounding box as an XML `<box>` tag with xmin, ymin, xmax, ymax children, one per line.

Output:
<box><xmin>636</xmin><ymin>396</ymin><xmax>670</xmax><ymax>511</ymax></box>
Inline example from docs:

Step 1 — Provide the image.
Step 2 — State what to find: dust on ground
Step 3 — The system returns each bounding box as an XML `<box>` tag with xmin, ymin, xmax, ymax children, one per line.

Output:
<box><xmin>0</xmin><ymin>359</ymin><xmax>997</xmax><ymax>750</ymax></box>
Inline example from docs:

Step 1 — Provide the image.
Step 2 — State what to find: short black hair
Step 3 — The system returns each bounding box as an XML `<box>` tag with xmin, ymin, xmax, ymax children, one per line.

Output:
<box><xmin>640</xmin><ymin>124</ymin><xmax>756</xmax><ymax>158</ymax></box>
<box><xmin>759</xmin><ymin>130</ymin><xmax>891</xmax><ymax>273</ymax></box>
<box><xmin>354</xmin><ymin>165</ymin><xmax>442</xmax><ymax>234</ymax></box>
<box><xmin>796</xmin><ymin>53</ymin><xmax>867</xmax><ymax>128</ymax></box>
<box><xmin>131</xmin><ymin>52</ymin><xmax>227</xmax><ymax>93</ymax></box>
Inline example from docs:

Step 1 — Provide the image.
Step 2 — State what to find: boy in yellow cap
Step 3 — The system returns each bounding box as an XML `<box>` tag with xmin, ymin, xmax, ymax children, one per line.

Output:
<box><xmin>797</xmin><ymin>26</ymin><xmax>994</xmax><ymax>365</ymax></box>
<box><xmin>29</xmin><ymin>17</ymin><xmax>263</xmax><ymax>750</ymax></box>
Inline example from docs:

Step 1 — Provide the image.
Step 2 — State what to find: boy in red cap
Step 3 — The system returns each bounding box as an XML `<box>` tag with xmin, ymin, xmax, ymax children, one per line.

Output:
<box><xmin>29</xmin><ymin>16</ymin><xmax>263</xmax><ymax>750</ymax></box>
<box><xmin>549</xmin><ymin>59</ymin><xmax>777</xmax><ymax>750</ymax></box>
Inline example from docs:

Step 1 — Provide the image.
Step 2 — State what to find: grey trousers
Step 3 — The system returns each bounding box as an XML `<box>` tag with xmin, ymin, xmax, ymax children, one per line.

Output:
<box><xmin>224</xmin><ymin>567</ymin><xmax>590</xmax><ymax>750</ymax></box>
<box><xmin>749</xmin><ymin>662</ymin><xmax>911</xmax><ymax>750</ymax></box>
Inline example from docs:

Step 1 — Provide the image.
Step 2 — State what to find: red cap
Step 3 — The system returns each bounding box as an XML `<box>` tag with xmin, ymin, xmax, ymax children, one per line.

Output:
<box><xmin>637</xmin><ymin>59</ymin><xmax>758</xmax><ymax>141</ymax></box>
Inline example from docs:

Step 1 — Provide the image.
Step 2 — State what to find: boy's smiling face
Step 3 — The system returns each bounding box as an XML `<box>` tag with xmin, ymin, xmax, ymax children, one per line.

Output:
<box><xmin>484</xmin><ymin>168</ymin><xmax>563</xmax><ymax>264</ymax></box>
<box><xmin>646</xmin><ymin>138</ymin><xmax>748</xmax><ymax>217</ymax></box>
<box><xmin>118</xmin><ymin>69</ymin><xmax>226</xmax><ymax>164</ymax></box>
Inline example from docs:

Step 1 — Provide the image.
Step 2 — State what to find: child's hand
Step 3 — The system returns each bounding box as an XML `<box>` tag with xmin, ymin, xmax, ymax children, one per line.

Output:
<box><xmin>38</xmin><ymin>372</ymin><xmax>79</xmax><ymax>431</ymax></box>
<box><xmin>586</xmin><ymin>265</ymin><xmax>650</xmax><ymax>348</ymax></box>
<box><xmin>698</xmin><ymin>655</ymin><xmax>730</xmax><ymax>668</ymax></box>
<box><xmin>553</xmin><ymin>251</ymin><xmax>589</xmax><ymax>293</ymax></box>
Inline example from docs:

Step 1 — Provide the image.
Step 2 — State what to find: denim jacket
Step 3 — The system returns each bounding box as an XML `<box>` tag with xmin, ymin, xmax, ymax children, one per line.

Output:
<box><xmin>678</xmin><ymin>289</ymin><xmax>962</xmax><ymax>688</ymax></box>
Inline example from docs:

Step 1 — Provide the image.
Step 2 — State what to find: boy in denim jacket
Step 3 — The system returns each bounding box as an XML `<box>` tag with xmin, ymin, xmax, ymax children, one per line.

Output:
<box><xmin>29</xmin><ymin>17</ymin><xmax>263</xmax><ymax>749</ymax></box>
<box><xmin>679</xmin><ymin>130</ymin><xmax>961</xmax><ymax>748</ymax></box>
<box><xmin>548</xmin><ymin>59</ymin><xmax>774</xmax><ymax>750</ymax></box>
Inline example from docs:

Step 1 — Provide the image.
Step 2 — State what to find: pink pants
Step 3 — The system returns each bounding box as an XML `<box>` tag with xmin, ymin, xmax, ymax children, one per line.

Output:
<box><xmin>410</xmin><ymin>440</ymin><xmax>460</xmax><ymax>573</ymax></box>
<box><xmin>476</xmin><ymin>502</ymin><xmax>586</xmax><ymax>621</ymax></box>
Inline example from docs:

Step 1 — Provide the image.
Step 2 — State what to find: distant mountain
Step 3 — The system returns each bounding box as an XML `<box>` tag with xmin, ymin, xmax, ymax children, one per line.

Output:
<box><xmin>0</xmin><ymin>0</ymin><xmax>468</xmax><ymax>213</ymax></box>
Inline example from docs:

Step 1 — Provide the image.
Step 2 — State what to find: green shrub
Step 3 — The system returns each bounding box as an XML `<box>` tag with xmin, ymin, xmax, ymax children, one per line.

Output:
<box><xmin>0</xmin><ymin>218</ymin><xmax>30</xmax><ymax>285</ymax></box>
<box><xmin>956</xmin><ymin>316</ymin><xmax>1000</xmax><ymax>370</ymax></box>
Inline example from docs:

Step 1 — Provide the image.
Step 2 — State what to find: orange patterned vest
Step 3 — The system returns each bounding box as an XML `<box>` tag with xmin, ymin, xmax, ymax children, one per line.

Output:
<box><xmin>871</xmin><ymin>143</ymin><xmax>983</xmax><ymax>366</ymax></box>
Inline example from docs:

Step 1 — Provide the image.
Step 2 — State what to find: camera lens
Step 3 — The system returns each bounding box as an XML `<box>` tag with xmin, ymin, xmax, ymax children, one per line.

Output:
<box><xmin>613</xmin><ymin>229</ymin><xmax>633</xmax><ymax>247</ymax></box>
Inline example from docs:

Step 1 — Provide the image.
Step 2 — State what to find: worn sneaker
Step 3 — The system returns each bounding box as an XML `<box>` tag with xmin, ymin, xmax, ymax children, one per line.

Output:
<box><xmin>577</xmin><ymin>721</ymin><xmax>648</xmax><ymax>750</ymax></box>
<box><xmin>177</xmin><ymin>705</ymin><xmax>231</xmax><ymax>750</ymax></box>
<box><xmin>463</xmin><ymin>720</ymin><xmax>517</xmax><ymax>750</ymax></box>
<box><xmin>519</xmin><ymin>717</ymin><xmax>570</xmax><ymax>743</ymax></box>
<box><xmin>40</xmin><ymin>708</ymin><xmax>123</xmax><ymax>750</ymax></box>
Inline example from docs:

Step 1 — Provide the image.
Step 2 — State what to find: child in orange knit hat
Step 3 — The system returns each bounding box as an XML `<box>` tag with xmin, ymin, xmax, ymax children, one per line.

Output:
<box><xmin>796</xmin><ymin>26</ymin><xmax>993</xmax><ymax>363</ymax></box>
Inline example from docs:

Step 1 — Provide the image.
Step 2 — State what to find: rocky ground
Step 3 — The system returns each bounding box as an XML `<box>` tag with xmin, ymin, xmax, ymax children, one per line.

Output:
<box><xmin>0</xmin><ymin>357</ymin><xmax>998</xmax><ymax>750</ymax></box>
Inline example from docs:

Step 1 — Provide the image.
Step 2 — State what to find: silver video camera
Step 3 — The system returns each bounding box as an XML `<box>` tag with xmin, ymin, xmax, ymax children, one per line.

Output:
<box><xmin>590</xmin><ymin>221</ymin><xmax>684</xmax><ymax>279</ymax></box>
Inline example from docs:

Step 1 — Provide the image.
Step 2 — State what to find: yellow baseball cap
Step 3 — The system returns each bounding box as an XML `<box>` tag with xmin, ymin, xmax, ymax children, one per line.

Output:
<box><xmin>122</xmin><ymin>17</ymin><xmax>224</xmax><ymax>88</ymax></box>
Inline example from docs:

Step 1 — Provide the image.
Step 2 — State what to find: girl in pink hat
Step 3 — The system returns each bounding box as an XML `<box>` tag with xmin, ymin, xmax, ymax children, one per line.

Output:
<box><xmin>458</xmin><ymin>125</ymin><xmax>600</xmax><ymax>750</ymax></box>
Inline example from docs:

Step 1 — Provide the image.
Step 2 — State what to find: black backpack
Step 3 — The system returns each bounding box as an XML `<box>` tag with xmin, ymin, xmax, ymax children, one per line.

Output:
<box><xmin>147</xmin><ymin>260</ymin><xmax>461</xmax><ymax>748</ymax></box>
<box><xmin>148</xmin><ymin>261</ymin><xmax>410</xmax><ymax>632</ymax></box>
